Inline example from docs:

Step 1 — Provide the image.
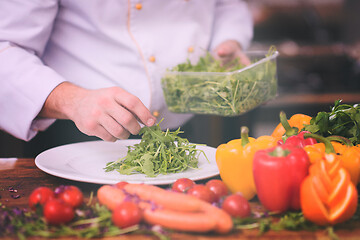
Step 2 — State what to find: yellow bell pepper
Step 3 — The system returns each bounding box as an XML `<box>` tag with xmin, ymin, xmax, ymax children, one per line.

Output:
<box><xmin>215</xmin><ymin>126</ymin><xmax>278</xmax><ymax>200</ymax></box>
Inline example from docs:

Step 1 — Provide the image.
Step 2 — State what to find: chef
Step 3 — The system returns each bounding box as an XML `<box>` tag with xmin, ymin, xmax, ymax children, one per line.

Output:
<box><xmin>0</xmin><ymin>0</ymin><xmax>253</xmax><ymax>142</ymax></box>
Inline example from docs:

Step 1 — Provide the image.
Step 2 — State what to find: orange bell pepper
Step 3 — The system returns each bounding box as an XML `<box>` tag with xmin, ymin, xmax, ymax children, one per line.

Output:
<box><xmin>328</xmin><ymin>137</ymin><xmax>360</xmax><ymax>184</ymax></box>
<box><xmin>340</xmin><ymin>146</ymin><xmax>360</xmax><ymax>184</ymax></box>
<box><xmin>271</xmin><ymin>112</ymin><xmax>312</xmax><ymax>140</ymax></box>
<box><xmin>300</xmin><ymin>153</ymin><xmax>358</xmax><ymax>225</ymax></box>
<box><xmin>215</xmin><ymin>126</ymin><xmax>277</xmax><ymax>200</ymax></box>
<box><xmin>303</xmin><ymin>143</ymin><xmax>325</xmax><ymax>164</ymax></box>
<box><xmin>303</xmin><ymin>134</ymin><xmax>360</xmax><ymax>185</ymax></box>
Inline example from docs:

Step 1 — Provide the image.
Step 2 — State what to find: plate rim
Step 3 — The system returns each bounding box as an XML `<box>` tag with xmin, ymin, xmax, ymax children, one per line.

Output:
<box><xmin>35</xmin><ymin>140</ymin><xmax>219</xmax><ymax>185</ymax></box>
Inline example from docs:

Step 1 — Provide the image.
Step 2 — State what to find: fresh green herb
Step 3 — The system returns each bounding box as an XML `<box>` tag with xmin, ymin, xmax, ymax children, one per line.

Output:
<box><xmin>233</xmin><ymin>216</ymin><xmax>274</xmax><ymax>234</ymax></box>
<box><xmin>161</xmin><ymin>47</ymin><xmax>278</xmax><ymax>116</ymax></box>
<box><xmin>233</xmin><ymin>216</ymin><xmax>262</xmax><ymax>230</ymax></box>
<box><xmin>173</xmin><ymin>52</ymin><xmax>245</xmax><ymax>73</ymax></box>
<box><xmin>233</xmin><ymin>211</ymin><xmax>318</xmax><ymax>233</ymax></box>
<box><xmin>0</xmin><ymin>202</ymin><xmax>138</xmax><ymax>239</ymax></box>
<box><xmin>104</xmin><ymin>120</ymin><xmax>207</xmax><ymax>177</ymax></box>
<box><xmin>233</xmin><ymin>211</ymin><xmax>343</xmax><ymax>239</ymax></box>
<box><xmin>270</xmin><ymin>212</ymin><xmax>318</xmax><ymax>232</ymax></box>
<box><xmin>258</xmin><ymin>218</ymin><xmax>272</xmax><ymax>234</ymax></box>
<box><xmin>327</xmin><ymin>226</ymin><xmax>340</xmax><ymax>240</ymax></box>
<box><xmin>303</xmin><ymin>100</ymin><xmax>360</xmax><ymax>145</ymax></box>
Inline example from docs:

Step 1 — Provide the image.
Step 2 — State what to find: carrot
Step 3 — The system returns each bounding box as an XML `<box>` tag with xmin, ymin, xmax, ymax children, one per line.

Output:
<box><xmin>97</xmin><ymin>185</ymin><xmax>126</xmax><ymax>211</ymax></box>
<box><xmin>143</xmin><ymin>208</ymin><xmax>217</xmax><ymax>233</ymax></box>
<box><xmin>123</xmin><ymin>183</ymin><xmax>203</xmax><ymax>212</ymax></box>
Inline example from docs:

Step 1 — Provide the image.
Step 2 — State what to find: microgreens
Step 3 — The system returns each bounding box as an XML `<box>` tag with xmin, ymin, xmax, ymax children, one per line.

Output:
<box><xmin>104</xmin><ymin>120</ymin><xmax>208</xmax><ymax>177</ymax></box>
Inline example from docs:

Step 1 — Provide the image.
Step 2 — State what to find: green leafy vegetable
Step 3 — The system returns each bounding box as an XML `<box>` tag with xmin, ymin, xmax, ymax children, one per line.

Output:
<box><xmin>0</xmin><ymin>202</ymin><xmax>138</xmax><ymax>239</ymax></box>
<box><xmin>104</xmin><ymin>120</ymin><xmax>207</xmax><ymax>177</ymax></box>
<box><xmin>172</xmin><ymin>52</ymin><xmax>245</xmax><ymax>73</ymax></box>
<box><xmin>234</xmin><ymin>205</ymin><xmax>360</xmax><ymax>240</ymax></box>
<box><xmin>234</xmin><ymin>211</ymin><xmax>318</xmax><ymax>233</ymax></box>
<box><xmin>233</xmin><ymin>211</ymin><xmax>343</xmax><ymax>239</ymax></box>
<box><xmin>161</xmin><ymin>47</ymin><xmax>278</xmax><ymax>116</ymax></box>
<box><xmin>303</xmin><ymin>100</ymin><xmax>360</xmax><ymax>145</ymax></box>
<box><xmin>270</xmin><ymin>212</ymin><xmax>318</xmax><ymax>232</ymax></box>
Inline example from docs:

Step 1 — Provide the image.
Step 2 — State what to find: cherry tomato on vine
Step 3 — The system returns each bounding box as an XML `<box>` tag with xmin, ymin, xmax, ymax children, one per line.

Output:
<box><xmin>187</xmin><ymin>184</ymin><xmax>215</xmax><ymax>203</ymax></box>
<box><xmin>112</xmin><ymin>201</ymin><xmax>142</xmax><ymax>228</ymax></box>
<box><xmin>205</xmin><ymin>179</ymin><xmax>229</xmax><ymax>202</ymax></box>
<box><xmin>28</xmin><ymin>186</ymin><xmax>55</xmax><ymax>210</ymax></box>
<box><xmin>222</xmin><ymin>193</ymin><xmax>251</xmax><ymax>218</ymax></box>
<box><xmin>172</xmin><ymin>178</ymin><xmax>195</xmax><ymax>193</ymax></box>
<box><xmin>43</xmin><ymin>199</ymin><xmax>75</xmax><ymax>225</ymax></box>
<box><xmin>56</xmin><ymin>185</ymin><xmax>84</xmax><ymax>208</ymax></box>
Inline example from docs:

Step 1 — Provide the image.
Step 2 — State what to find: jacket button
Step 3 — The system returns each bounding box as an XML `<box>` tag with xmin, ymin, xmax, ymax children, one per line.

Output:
<box><xmin>135</xmin><ymin>3</ymin><xmax>142</xmax><ymax>10</ymax></box>
<box><xmin>152</xmin><ymin>111</ymin><xmax>160</xmax><ymax>117</ymax></box>
<box><xmin>149</xmin><ymin>56</ymin><xmax>156</xmax><ymax>62</ymax></box>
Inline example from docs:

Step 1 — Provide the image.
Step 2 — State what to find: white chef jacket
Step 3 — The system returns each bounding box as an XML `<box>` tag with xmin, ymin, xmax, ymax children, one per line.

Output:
<box><xmin>0</xmin><ymin>0</ymin><xmax>253</xmax><ymax>141</ymax></box>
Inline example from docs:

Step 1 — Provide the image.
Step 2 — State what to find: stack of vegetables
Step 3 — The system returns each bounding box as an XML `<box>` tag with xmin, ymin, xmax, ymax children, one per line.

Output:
<box><xmin>98</xmin><ymin>100</ymin><xmax>360</xmax><ymax>236</ymax></box>
<box><xmin>1</xmin><ymin>100</ymin><xmax>359</xmax><ymax>239</ymax></box>
<box><xmin>216</xmin><ymin>100</ymin><xmax>360</xmax><ymax>228</ymax></box>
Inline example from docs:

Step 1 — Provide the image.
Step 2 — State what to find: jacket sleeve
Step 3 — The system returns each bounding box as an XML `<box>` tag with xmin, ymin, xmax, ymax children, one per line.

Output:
<box><xmin>0</xmin><ymin>0</ymin><xmax>67</xmax><ymax>141</ymax></box>
<box><xmin>210</xmin><ymin>0</ymin><xmax>254</xmax><ymax>50</ymax></box>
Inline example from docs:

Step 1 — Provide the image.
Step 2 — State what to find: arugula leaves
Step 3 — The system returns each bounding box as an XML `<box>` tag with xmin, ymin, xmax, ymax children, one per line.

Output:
<box><xmin>161</xmin><ymin>47</ymin><xmax>278</xmax><ymax>116</ymax></box>
<box><xmin>104</xmin><ymin>121</ymin><xmax>207</xmax><ymax>177</ymax></box>
<box><xmin>304</xmin><ymin>100</ymin><xmax>360</xmax><ymax>145</ymax></box>
<box><xmin>173</xmin><ymin>52</ymin><xmax>245</xmax><ymax>73</ymax></box>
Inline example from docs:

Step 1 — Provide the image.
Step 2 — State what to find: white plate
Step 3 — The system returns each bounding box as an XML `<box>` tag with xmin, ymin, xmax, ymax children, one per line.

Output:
<box><xmin>35</xmin><ymin>139</ymin><xmax>219</xmax><ymax>185</ymax></box>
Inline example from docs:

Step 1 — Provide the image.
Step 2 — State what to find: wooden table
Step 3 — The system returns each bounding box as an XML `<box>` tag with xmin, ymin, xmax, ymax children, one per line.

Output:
<box><xmin>1</xmin><ymin>158</ymin><xmax>359</xmax><ymax>240</ymax></box>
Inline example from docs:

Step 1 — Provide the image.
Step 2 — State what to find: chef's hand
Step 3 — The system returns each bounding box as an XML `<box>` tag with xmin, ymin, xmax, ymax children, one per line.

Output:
<box><xmin>214</xmin><ymin>40</ymin><xmax>251</xmax><ymax>66</ymax></box>
<box><xmin>39</xmin><ymin>82</ymin><xmax>156</xmax><ymax>142</ymax></box>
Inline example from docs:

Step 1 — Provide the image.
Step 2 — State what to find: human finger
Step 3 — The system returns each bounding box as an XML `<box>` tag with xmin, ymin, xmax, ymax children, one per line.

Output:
<box><xmin>106</xmin><ymin>101</ymin><xmax>142</xmax><ymax>135</ymax></box>
<box><xmin>216</xmin><ymin>44</ymin><xmax>233</xmax><ymax>58</ymax></box>
<box><xmin>114</xmin><ymin>89</ymin><xmax>156</xmax><ymax>127</ymax></box>
<box><xmin>90</xmin><ymin>124</ymin><xmax>118</xmax><ymax>142</ymax></box>
<box><xmin>99</xmin><ymin>113</ymin><xmax>131</xmax><ymax>140</ymax></box>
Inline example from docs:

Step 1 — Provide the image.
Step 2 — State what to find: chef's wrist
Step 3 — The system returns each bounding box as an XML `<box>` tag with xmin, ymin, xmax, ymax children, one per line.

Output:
<box><xmin>38</xmin><ymin>81</ymin><xmax>86</xmax><ymax>120</ymax></box>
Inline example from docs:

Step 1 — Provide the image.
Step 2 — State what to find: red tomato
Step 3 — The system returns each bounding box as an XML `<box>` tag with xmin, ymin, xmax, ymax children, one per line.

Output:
<box><xmin>43</xmin><ymin>199</ymin><xmax>75</xmax><ymax>225</ymax></box>
<box><xmin>205</xmin><ymin>179</ymin><xmax>229</xmax><ymax>202</ymax></box>
<box><xmin>222</xmin><ymin>194</ymin><xmax>251</xmax><ymax>218</ymax></box>
<box><xmin>112</xmin><ymin>201</ymin><xmax>142</xmax><ymax>228</ymax></box>
<box><xmin>28</xmin><ymin>187</ymin><xmax>55</xmax><ymax>210</ymax></box>
<box><xmin>115</xmin><ymin>181</ymin><xmax>129</xmax><ymax>189</ymax></box>
<box><xmin>172</xmin><ymin>178</ymin><xmax>195</xmax><ymax>193</ymax></box>
<box><xmin>187</xmin><ymin>184</ymin><xmax>215</xmax><ymax>203</ymax></box>
<box><xmin>56</xmin><ymin>185</ymin><xmax>84</xmax><ymax>208</ymax></box>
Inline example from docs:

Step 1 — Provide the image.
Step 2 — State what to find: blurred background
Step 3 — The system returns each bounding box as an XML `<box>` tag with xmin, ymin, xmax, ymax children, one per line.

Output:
<box><xmin>1</xmin><ymin>0</ymin><xmax>360</xmax><ymax>157</ymax></box>
<box><xmin>183</xmin><ymin>0</ymin><xmax>360</xmax><ymax>147</ymax></box>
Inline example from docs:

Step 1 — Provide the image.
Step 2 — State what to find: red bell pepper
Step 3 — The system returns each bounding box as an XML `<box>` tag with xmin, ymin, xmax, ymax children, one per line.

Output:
<box><xmin>253</xmin><ymin>145</ymin><xmax>310</xmax><ymax>213</ymax></box>
<box><xmin>278</xmin><ymin>131</ymin><xmax>318</xmax><ymax>147</ymax></box>
<box><xmin>277</xmin><ymin>111</ymin><xmax>317</xmax><ymax>147</ymax></box>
